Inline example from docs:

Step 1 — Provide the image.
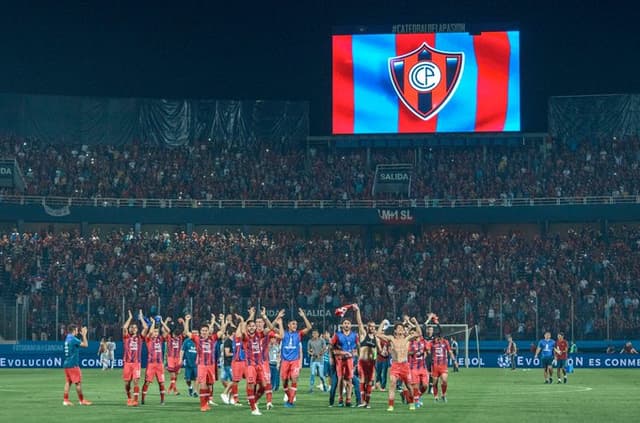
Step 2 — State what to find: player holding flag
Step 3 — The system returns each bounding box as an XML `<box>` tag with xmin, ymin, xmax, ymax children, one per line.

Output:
<box><xmin>354</xmin><ymin>304</ymin><xmax>377</xmax><ymax>408</ymax></box>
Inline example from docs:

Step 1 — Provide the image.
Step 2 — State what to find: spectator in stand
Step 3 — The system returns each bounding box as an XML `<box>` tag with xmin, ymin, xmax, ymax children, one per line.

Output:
<box><xmin>620</xmin><ymin>341</ymin><xmax>638</xmax><ymax>354</ymax></box>
<box><xmin>2</xmin><ymin>222</ymin><xmax>640</xmax><ymax>342</ymax></box>
<box><xmin>1</xmin><ymin>134</ymin><xmax>640</xmax><ymax>202</ymax></box>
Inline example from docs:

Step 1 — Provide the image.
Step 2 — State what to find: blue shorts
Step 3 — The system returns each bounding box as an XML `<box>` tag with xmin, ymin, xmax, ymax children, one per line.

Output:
<box><xmin>541</xmin><ymin>357</ymin><xmax>554</xmax><ymax>368</ymax></box>
<box><xmin>221</xmin><ymin>365</ymin><xmax>232</xmax><ymax>382</ymax></box>
<box><xmin>184</xmin><ymin>366</ymin><xmax>197</xmax><ymax>381</ymax></box>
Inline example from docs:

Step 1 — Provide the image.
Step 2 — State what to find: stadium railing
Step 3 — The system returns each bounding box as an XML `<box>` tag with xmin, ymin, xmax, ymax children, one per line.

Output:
<box><xmin>2</xmin><ymin>194</ymin><xmax>640</xmax><ymax>209</ymax></box>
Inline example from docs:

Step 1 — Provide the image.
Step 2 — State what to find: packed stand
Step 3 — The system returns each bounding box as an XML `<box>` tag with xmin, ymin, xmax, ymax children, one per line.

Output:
<box><xmin>2</xmin><ymin>226</ymin><xmax>639</xmax><ymax>341</ymax></box>
<box><xmin>0</xmin><ymin>135</ymin><xmax>639</xmax><ymax>201</ymax></box>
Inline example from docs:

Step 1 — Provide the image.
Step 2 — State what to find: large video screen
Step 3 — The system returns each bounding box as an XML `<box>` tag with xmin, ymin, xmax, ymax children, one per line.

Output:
<box><xmin>332</xmin><ymin>31</ymin><xmax>520</xmax><ymax>134</ymax></box>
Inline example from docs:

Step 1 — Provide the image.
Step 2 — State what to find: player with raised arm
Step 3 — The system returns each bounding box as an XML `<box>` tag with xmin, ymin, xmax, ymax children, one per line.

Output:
<box><xmin>62</xmin><ymin>324</ymin><xmax>92</xmax><ymax>406</ymax></box>
<box><xmin>554</xmin><ymin>332</ymin><xmax>568</xmax><ymax>384</ymax></box>
<box><xmin>183</xmin><ymin>313</ymin><xmax>228</xmax><ymax>412</ymax></box>
<box><xmin>534</xmin><ymin>331</ymin><xmax>556</xmax><ymax>384</ymax></box>
<box><xmin>407</xmin><ymin>317</ymin><xmax>428</xmax><ymax>408</ymax></box>
<box><xmin>375</xmin><ymin>335</ymin><xmax>390</xmax><ymax>392</ymax></box>
<box><xmin>165</xmin><ymin>317</ymin><xmax>184</xmax><ymax>395</ymax></box>
<box><xmin>122</xmin><ymin>310</ymin><xmax>144</xmax><ymax>406</ymax></box>
<box><xmin>180</xmin><ymin>329</ymin><xmax>198</xmax><ymax>397</ymax></box>
<box><xmin>257</xmin><ymin>307</ymin><xmax>284</xmax><ymax>410</ymax></box>
<box><xmin>141</xmin><ymin>316</ymin><xmax>169</xmax><ymax>405</ymax></box>
<box><xmin>219</xmin><ymin>326</ymin><xmax>235</xmax><ymax>404</ymax></box>
<box><xmin>331</xmin><ymin>312</ymin><xmax>359</xmax><ymax>407</ymax></box>
<box><xmin>430</xmin><ymin>323</ymin><xmax>456</xmax><ymax>403</ymax></box>
<box><xmin>238</xmin><ymin>307</ymin><xmax>279</xmax><ymax>416</ymax></box>
<box><xmin>376</xmin><ymin>318</ymin><xmax>419</xmax><ymax>411</ymax></box>
<box><xmin>354</xmin><ymin>304</ymin><xmax>376</xmax><ymax>408</ymax></box>
<box><xmin>423</xmin><ymin>322</ymin><xmax>435</xmax><ymax>394</ymax></box>
<box><xmin>227</xmin><ymin>313</ymin><xmax>247</xmax><ymax>406</ymax></box>
<box><xmin>279</xmin><ymin>307</ymin><xmax>312</xmax><ymax>408</ymax></box>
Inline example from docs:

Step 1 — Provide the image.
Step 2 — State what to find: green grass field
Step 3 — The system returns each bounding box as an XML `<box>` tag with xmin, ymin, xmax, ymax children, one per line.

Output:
<box><xmin>0</xmin><ymin>368</ymin><xmax>637</xmax><ymax>422</ymax></box>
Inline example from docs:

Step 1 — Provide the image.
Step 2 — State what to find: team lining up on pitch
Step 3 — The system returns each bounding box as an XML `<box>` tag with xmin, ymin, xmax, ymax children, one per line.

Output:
<box><xmin>63</xmin><ymin>304</ymin><xmax>568</xmax><ymax>414</ymax></box>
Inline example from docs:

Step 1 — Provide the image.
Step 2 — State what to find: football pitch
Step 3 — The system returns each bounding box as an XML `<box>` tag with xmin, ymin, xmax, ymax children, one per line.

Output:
<box><xmin>0</xmin><ymin>368</ymin><xmax>637</xmax><ymax>422</ymax></box>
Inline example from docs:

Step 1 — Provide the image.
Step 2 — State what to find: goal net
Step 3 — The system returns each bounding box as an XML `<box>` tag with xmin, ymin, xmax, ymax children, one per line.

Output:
<box><xmin>426</xmin><ymin>324</ymin><xmax>477</xmax><ymax>369</ymax></box>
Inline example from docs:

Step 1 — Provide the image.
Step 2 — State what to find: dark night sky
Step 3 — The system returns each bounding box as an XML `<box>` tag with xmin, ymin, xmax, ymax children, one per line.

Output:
<box><xmin>0</xmin><ymin>0</ymin><xmax>638</xmax><ymax>134</ymax></box>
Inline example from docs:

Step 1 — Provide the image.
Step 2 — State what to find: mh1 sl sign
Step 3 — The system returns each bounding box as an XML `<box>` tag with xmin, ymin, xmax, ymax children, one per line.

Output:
<box><xmin>377</xmin><ymin>209</ymin><xmax>414</xmax><ymax>224</ymax></box>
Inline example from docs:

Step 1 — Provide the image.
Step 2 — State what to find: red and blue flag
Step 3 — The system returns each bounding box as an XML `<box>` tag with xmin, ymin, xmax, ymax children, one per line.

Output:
<box><xmin>332</xmin><ymin>31</ymin><xmax>520</xmax><ymax>134</ymax></box>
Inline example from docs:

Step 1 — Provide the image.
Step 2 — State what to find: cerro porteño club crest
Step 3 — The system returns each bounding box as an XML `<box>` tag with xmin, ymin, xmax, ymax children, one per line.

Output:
<box><xmin>388</xmin><ymin>42</ymin><xmax>464</xmax><ymax>121</ymax></box>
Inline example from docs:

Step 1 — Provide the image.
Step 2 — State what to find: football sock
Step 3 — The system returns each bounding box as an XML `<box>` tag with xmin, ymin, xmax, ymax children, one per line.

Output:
<box><xmin>142</xmin><ymin>382</ymin><xmax>149</xmax><ymax>402</ymax></box>
<box><xmin>288</xmin><ymin>383</ymin><xmax>297</xmax><ymax>403</ymax></box>
<box><xmin>199</xmin><ymin>388</ymin><xmax>208</xmax><ymax>408</ymax></box>
<box><xmin>247</xmin><ymin>387</ymin><xmax>256</xmax><ymax>410</ymax></box>
<box><xmin>265</xmin><ymin>383</ymin><xmax>273</xmax><ymax>402</ymax></box>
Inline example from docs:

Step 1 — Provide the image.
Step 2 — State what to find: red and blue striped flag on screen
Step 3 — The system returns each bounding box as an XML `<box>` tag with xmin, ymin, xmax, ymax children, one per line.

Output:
<box><xmin>332</xmin><ymin>31</ymin><xmax>520</xmax><ymax>134</ymax></box>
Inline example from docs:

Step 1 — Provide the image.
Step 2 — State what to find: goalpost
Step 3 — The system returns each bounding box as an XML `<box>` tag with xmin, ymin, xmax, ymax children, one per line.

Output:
<box><xmin>427</xmin><ymin>324</ymin><xmax>478</xmax><ymax>369</ymax></box>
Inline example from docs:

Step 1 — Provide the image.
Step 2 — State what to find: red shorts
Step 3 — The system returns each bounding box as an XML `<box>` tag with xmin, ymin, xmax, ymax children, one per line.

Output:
<box><xmin>432</xmin><ymin>365</ymin><xmax>448</xmax><ymax>378</ymax></box>
<box><xmin>261</xmin><ymin>361</ymin><xmax>271</xmax><ymax>381</ymax></box>
<box><xmin>231</xmin><ymin>360</ymin><xmax>246</xmax><ymax>383</ymax></box>
<box><xmin>167</xmin><ymin>357</ymin><xmax>181</xmax><ymax>373</ymax></box>
<box><xmin>280</xmin><ymin>359</ymin><xmax>300</xmax><ymax>380</ymax></box>
<box><xmin>197</xmin><ymin>364</ymin><xmax>216</xmax><ymax>385</ymax></box>
<box><xmin>336</xmin><ymin>357</ymin><xmax>354</xmax><ymax>380</ymax></box>
<box><xmin>245</xmin><ymin>364</ymin><xmax>266</xmax><ymax>384</ymax></box>
<box><xmin>145</xmin><ymin>363</ymin><xmax>165</xmax><ymax>383</ymax></box>
<box><xmin>411</xmin><ymin>368</ymin><xmax>428</xmax><ymax>386</ymax></box>
<box><xmin>390</xmin><ymin>362</ymin><xmax>412</xmax><ymax>385</ymax></box>
<box><xmin>358</xmin><ymin>359</ymin><xmax>375</xmax><ymax>382</ymax></box>
<box><xmin>123</xmin><ymin>362</ymin><xmax>141</xmax><ymax>381</ymax></box>
<box><xmin>64</xmin><ymin>367</ymin><xmax>82</xmax><ymax>384</ymax></box>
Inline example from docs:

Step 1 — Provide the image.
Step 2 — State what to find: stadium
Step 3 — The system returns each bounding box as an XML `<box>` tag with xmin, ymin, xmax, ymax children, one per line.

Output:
<box><xmin>0</xmin><ymin>1</ymin><xmax>638</xmax><ymax>422</ymax></box>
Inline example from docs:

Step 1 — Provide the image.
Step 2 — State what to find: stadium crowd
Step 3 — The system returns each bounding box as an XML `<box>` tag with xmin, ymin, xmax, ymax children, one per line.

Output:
<box><xmin>1</xmin><ymin>135</ymin><xmax>639</xmax><ymax>201</ymax></box>
<box><xmin>2</xmin><ymin>225</ymin><xmax>639</xmax><ymax>341</ymax></box>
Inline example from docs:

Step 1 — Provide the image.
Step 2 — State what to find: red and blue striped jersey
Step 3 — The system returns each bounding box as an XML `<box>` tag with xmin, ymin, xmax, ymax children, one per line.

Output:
<box><xmin>166</xmin><ymin>334</ymin><xmax>183</xmax><ymax>359</ymax></box>
<box><xmin>232</xmin><ymin>336</ymin><xmax>246</xmax><ymax>362</ymax></box>
<box><xmin>430</xmin><ymin>339</ymin><xmax>451</xmax><ymax>367</ymax></box>
<box><xmin>145</xmin><ymin>335</ymin><xmax>165</xmax><ymax>364</ymax></box>
<box><xmin>259</xmin><ymin>330</ymin><xmax>276</xmax><ymax>362</ymax></box>
<box><xmin>243</xmin><ymin>332</ymin><xmax>264</xmax><ymax>366</ymax></box>
<box><xmin>193</xmin><ymin>334</ymin><xmax>218</xmax><ymax>366</ymax></box>
<box><xmin>409</xmin><ymin>338</ymin><xmax>428</xmax><ymax>370</ymax></box>
<box><xmin>123</xmin><ymin>333</ymin><xmax>143</xmax><ymax>364</ymax></box>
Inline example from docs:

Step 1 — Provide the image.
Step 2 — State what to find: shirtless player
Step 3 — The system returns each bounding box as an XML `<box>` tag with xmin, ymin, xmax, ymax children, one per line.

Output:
<box><xmin>376</xmin><ymin>317</ymin><xmax>421</xmax><ymax>411</ymax></box>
